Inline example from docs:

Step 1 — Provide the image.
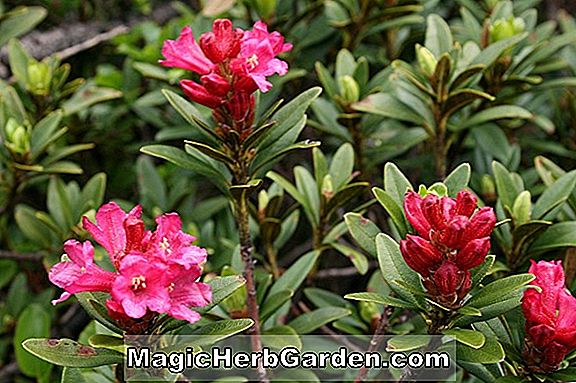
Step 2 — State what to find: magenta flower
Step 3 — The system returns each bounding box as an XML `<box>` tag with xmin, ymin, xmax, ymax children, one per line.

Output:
<box><xmin>160</xmin><ymin>26</ymin><xmax>213</xmax><ymax>75</ymax></box>
<box><xmin>110</xmin><ymin>254</ymin><xmax>170</xmax><ymax>319</ymax></box>
<box><xmin>49</xmin><ymin>240</ymin><xmax>116</xmax><ymax>304</ymax></box>
<box><xmin>166</xmin><ymin>265</ymin><xmax>212</xmax><ymax>323</ymax></box>
<box><xmin>522</xmin><ymin>260</ymin><xmax>576</xmax><ymax>372</ymax></box>
<box><xmin>49</xmin><ymin>202</ymin><xmax>212</xmax><ymax>330</ymax></box>
<box><xmin>146</xmin><ymin>213</ymin><xmax>207</xmax><ymax>269</ymax></box>
<box><xmin>400</xmin><ymin>190</ymin><xmax>496</xmax><ymax>308</ymax></box>
<box><xmin>160</xmin><ymin>19</ymin><xmax>291</xmax><ymax>138</ymax></box>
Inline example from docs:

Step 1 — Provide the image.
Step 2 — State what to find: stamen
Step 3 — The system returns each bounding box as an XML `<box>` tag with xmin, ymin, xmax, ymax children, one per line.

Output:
<box><xmin>131</xmin><ymin>275</ymin><xmax>147</xmax><ymax>290</ymax></box>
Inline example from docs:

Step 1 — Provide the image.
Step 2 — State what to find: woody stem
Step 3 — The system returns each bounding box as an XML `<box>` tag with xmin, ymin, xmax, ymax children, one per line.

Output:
<box><xmin>354</xmin><ymin>307</ymin><xmax>391</xmax><ymax>382</ymax></box>
<box><xmin>233</xmin><ymin>175</ymin><xmax>268</xmax><ymax>382</ymax></box>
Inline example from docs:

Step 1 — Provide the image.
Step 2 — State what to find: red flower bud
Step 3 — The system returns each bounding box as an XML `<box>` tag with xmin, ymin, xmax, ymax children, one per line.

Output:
<box><xmin>433</xmin><ymin>261</ymin><xmax>470</xmax><ymax>298</ymax></box>
<box><xmin>455</xmin><ymin>190</ymin><xmax>477</xmax><ymax>217</ymax></box>
<box><xmin>404</xmin><ymin>191</ymin><xmax>432</xmax><ymax>239</ymax></box>
<box><xmin>400</xmin><ymin>235</ymin><xmax>443</xmax><ymax>277</ymax></box>
<box><xmin>434</xmin><ymin>215</ymin><xmax>468</xmax><ymax>250</ymax></box>
<box><xmin>422</xmin><ymin>194</ymin><xmax>447</xmax><ymax>230</ymax></box>
<box><xmin>522</xmin><ymin>260</ymin><xmax>576</xmax><ymax>372</ymax></box>
<box><xmin>199</xmin><ymin>19</ymin><xmax>243</xmax><ymax>64</ymax></box>
<box><xmin>463</xmin><ymin>207</ymin><xmax>496</xmax><ymax>240</ymax></box>
<box><xmin>201</xmin><ymin>73</ymin><xmax>231</xmax><ymax>97</ymax></box>
<box><xmin>455</xmin><ymin>237</ymin><xmax>490</xmax><ymax>270</ymax></box>
<box><xmin>180</xmin><ymin>80</ymin><xmax>225</xmax><ymax>108</ymax></box>
<box><xmin>124</xmin><ymin>205</ymin><xmax>145</xmax><ymax>254</ymax></box>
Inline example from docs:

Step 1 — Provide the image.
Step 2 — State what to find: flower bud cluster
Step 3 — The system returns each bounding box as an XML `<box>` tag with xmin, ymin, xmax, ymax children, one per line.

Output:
<box><xmin>400</xmin><ymin>190</ymin><xmax>496</xmax><ymax>308</ymax></box>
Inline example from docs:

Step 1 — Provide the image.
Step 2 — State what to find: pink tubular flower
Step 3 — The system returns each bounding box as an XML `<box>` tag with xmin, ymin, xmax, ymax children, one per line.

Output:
<box><xmin>522</xmin><ymin>260</ymin><xmax>576</xmax><ymax>372</ymax></box>
<box><xmin>160</xmin><ymin>19</ymin><xmax>291</xmax><ymax>139</ymax></box>
<box><xmin>49</xmin><ymin>202</ymin><xmax>212</xmax><ymax>331</ymax></box>
<box><xmin>49</xmin><ymin>240</ymin><xmax>116</xmax><ymax>304</ymax></box>
<box><xmin>400</xmin><ymin>190</ymin><xmax>496</xmax><ymax>308</ymax></box>
<box><xmin>160</xmin><ymin>26</ymin><xmax>213</xmax><ymax>74</ymax></box>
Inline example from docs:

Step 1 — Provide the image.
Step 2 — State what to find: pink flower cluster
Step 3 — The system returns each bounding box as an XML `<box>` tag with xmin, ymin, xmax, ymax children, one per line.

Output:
<box><xmin>49</xmin><ymin>202</ymin><xmax>211</xmax><ymax>327</ymax></box>
<box><xmin>400</xmin><ymin>190</ymin><xmax>496</xmax><ymax>308</ymax></box>
<box><xmin>522</xmin><ymin>260</ymin><xmax>576</xmax><ymax>372</ymax></box>
<box><xmin>160</xmin><ymin>19</ymin><xmax>291</xmax><ymax>137</ymax></box>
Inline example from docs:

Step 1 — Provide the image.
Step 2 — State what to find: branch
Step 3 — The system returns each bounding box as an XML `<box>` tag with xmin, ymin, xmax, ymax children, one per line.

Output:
<box><xmin>0</xmin><ymin>250</ymin><xmax>44</xmax><ymax>261</ymax></box>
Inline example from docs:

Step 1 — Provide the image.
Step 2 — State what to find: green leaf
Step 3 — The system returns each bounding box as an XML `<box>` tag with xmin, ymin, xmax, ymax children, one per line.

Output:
<box><xmin>15</xmin><ymin>304</ymin><xmax>52</xmax><ymax>378</ymax></box>
<box><xmin>268</xmin><ymin>251</ymin><xmax>319</xmax><ymax>297</ymax></box>
<box><xmin>353</xmin><ymin>93</ymin><xmax>424</xmax><ymax>124</ymax></box>
<box><xmin>443</xmin><ymin>329</ymin><xmax>485</xmax><ymax>349</ymax></box>
<box><xmin>254</xmin><ymin>87</ymin><xmax>322</xmax><ymax>151</ymax></box>
<box><xmin>179</xmin><ymin>319</ymin><xmax>254</xmax><ymax>348</ymax></box>
<box><xmin>30</xmin><ymin>110</ymin><xmax>64</xmax><ymax>159</ymax></box>
<box><xmin>260</xmin><ymin>289</ymin><xmax>294</xmax><ymax>323</ymax></box>
<box><xmin>384</xmin><ymin>162</ymin><xmax>413</xmax><ymax>207</ymax></box>
<box><xmin>344</xmin><ymin>213</ymin><xmax>381</xmax><ymax>257</ymax></box>
<box><xmin>0</xmin><ymin>7</ymin><xmax>47</xmax><ymax>46</ymax></box>
<box><xmin>295</xmin><ymin>166</ymin><xmax>321</xmax><ymax>226</ymax></box>
<box><xmin>532</xmin><ymin>170</ymin><xmax>576</xmax><ymax>219</ymax></box>
<box><xmin>492</xmin><ymin>161</ymin><xmax>521</xmax><ymax>210</ymax></box>
<box><xmin>329</xmin><ymin>143</ymin><xmax>354</xmax><ymax>191</ymax></box>
<box><xmin>161</xmin><ymin>89</ymin><xmax>218</xmax><ymax>143</ymax></box>
<box><xmin>470</xmin><ymin>33</ymin><xmax>527</xmax><ymax>67</ymax></box>
<box><xmin>262</xmin><ymin>326</ymin><xmax>302</xmax><ymax>350</ymax></box>
<box><xmin>467</xmin><ymin>274</ymin><xmax>534</xmax><ymax>309</ymax></box>
<box><xmin>456</xmin><ymin>337</ymin><xmax>505</xmax><ymax>364</ymax></box>
<box><xmin>376</xmin><ymin>233</ymin><xmax>423</xmax><ymax>307</ymax></box>
<box><xmin>0</xmin><ymin>260</ymin><xmax>18</xmax><ymax>289</ymax></box>
<box><xmin>75</xmin><ymin>293</ymin><xmax>123</xmax><ymax>334</ymax></box>
<box><xmin>387</xmin><ymin>335</ymin><xmax>430</xmax><ymax>352</ymax></box>
<box><xmin>61</xmin><ymin>85</ymin><xmax>122</xmax><ymax>116</ymax></box>
<box><xmin>471</xmin><ymin>255</ymin><xmax>495</xmax><ymax>286</ymax></box>
<box><xmin>61</xmin><ymin>367</ymin><xmax>88</xmax><ymax>383</ymax></box>
<box><xmin>331</xmin><ymin>243</ymin><xmax>369</xmax><ymax>274</ymax></box>
<box><xmin>287</xmin><ymin>307</ymin><xmax>351</xmax><ymax>334</ymax></box>
<box><xmin>184</xmin><ymin>140</ymin><xmax>234</xmax><ymax>165</ymax></box>
<box><xmin>528</xmin><ymin>222</ymin><xmax>576</xmax><ymax>253</ymax></box>
<box><xmin>140</xmin><ymin>144</ymin><xmax>229</xmax><ymax>193</ymax></box>
<box><xmin>443</xmin><ymin>89</ymin><xmax>494</xmax><ymax>118</ymax></box>
<box><xmin>345</xmin><ymin>292</ymin><xmax>415</xmax><ymax>309</ymax></box>
<box><xmin>425</xmin><ymin>14</ymin><xmax>453</xmax><ymax>57</ymax></box>
<box><xmin>373</xmin><ymin>187</ymin><xmax>407</xmax><ymax>236</ymax></box>
<box><xmin>22</xmin><ymin>338</ymin><xmax>123</xmax><ymax>367</ymax></box>
<box><xmin>460</xmin><ymin>105</ymin><xmax>532</xmax><ymax>130</ymax></box>
<box><xmin>444</xmin><ymin>163</ymin><xmax>471</xmax><ymax>196</ymax></box>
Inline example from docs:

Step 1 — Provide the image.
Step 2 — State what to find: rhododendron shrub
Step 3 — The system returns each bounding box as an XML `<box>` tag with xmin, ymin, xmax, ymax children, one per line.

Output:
<box><xmin>49</xmin><ymin>202</ymin><xmax>211</xmax><ymax>331</ymax></box>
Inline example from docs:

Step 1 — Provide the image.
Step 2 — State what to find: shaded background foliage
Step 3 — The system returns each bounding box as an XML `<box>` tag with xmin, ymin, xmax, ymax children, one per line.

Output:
<box><xmin>1</xmin><ymin>0</ymin><xmax>576</xmax><ymax>382</ymax></box>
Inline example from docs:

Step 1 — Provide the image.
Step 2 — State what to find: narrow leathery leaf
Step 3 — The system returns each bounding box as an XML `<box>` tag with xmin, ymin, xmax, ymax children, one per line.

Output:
<box><xmin>353</xmin><ymin>93</ymin><xmax>425</xmax><ymax>124</ymax></box>
<box><xmin>444</xmin><ymin>329</ymin><xmax>485</xmax><ymax>349</ymax></box>
<box><xmin>22</xmin><ymin>339</ymin><xmax>123</xmax><ymax>367</ymax></box>
<box><xmin>251</xmin><ymin>140</ymin><xmax>320</xmax><ymax>175</ymax></box>
<box><xmin>470</xmin><ymin>33</ymin><xmax>527</xmax><ymax>67</ymax></box>
<box><xmin>425</xmin><ymin>14</ymin><xmax>453</xmax><ymax>57</ymax></box>
<box><xmin>456</xmin><ymin>337</ymin><xmax>505</xmax><ymax>364</ymax></box>
<box><xmin>532</xmin><ymin>170</ymin><xmax>576</xmax><ymax>219</ymax></box>
<box><xmin>14</xmin><ymin>305</ymin><xmax>52</xmax><ymax>378</ymax></box>
<box><xmin>268</xmin><ymin>251</ymin><xmax>319</xmax><ymax>297</ymax></box>
<box><xmin>376</xmin><ymin>233</ymin><xmax>424</xmax><ymax>307</ymax></box>
<box><xmin>511</xmin><ymin>221</ymin><xmax>551</xmax><ymax>258</ymax></box>
<box><xmin>255</xmin><ymin>98</ymin><xmax>284</xmax><ymax>128</ymax></box>
<box><xmin>345</xmin><ymin>292</ymin><xmax>415</xmax><ymax>309</ymax></box>
<box><xmin>88</xmin><ymin>335</ymin><xmax>124</xmax><ymax>353</ymax></box>
<box><xmin>444</xmin><ymin>163</ymin><xmax>471</xmax><ymax>196</ymax></box>
<box><xmin>344</xmin><ymin>213</ymin><xmax>380</xmax><ymax>257</ymax></box>
<box><xmin>329</xmin><ymin>143</ymin><xmax>354</xmax><ymax>191</ymax></box>
<box><xmin>161</xmin><ymin>89</ymin><xmax>219</xmax><ymax>143</ymax></box>
<box><xmin>373</xmin><ymin>187</ymin><xmax>408</xmax><ymax>236</ymax></box>
<box><xmin>459</xmin><ymin>105</ymin><xmax>532</xmax><ymax>130</ymax></box>
<box><xmin>260</xmin><ymin>290</ymin><xmax>294</xmax><ymax>323</ymax></box>
<box><xmin>288</xmin><ymin>307</ymin><xmax>351</xmax><ymax>334</ymax></box>
<box><xmin>492</xmin><ymin>161</ymin><xmax>521</xmax><ymax>210</ymax></box>
<box><xmin>331</xmin><ymin>243</ymin><xmax>369</xmax><ymax>274</ymax></box>
<box><xmin>0</xmin><ymin>7</ymin><xmax>47</xmax><ymax>46</ymax></box>
<box><xmin>467</xmin><ymin>274</ymin><xmax>534</xmax><ymax>308</ymax></box>
<box><xmin>384</xmin><ymin>162</ymin><xmax>413</xmax><ymax>206</ymax></box>
<box><xmin>387</xmin><ymin>336</ymin><xmax>430</xmax><ymax>352</ymax></box>
<box><xmin>458</xmin><ymin>306</ymin><xmax>482</xmax><ymax>317</ymax></box>
<box><xmin>184</xmin><ymin>140</ymin><xmax>234</xmax><ymax>165</ymax></box>
<box><xmin>528</xmin><ymin>222</ymin><xmax>576</xmax><ymax>253</ymax></box>
<box><xmin>75</xmin><ymin>293</ymin><xmax>122</xmax><ymax>334</ymax></box>
<box><xmin>30</xmin><ymin>110</ymin><xmax>64</xmax><ymax>159</ymax></box>
<box><xmin>443</xmin><ymin>89</ymin><xmax>495</xmax><ymax>119</ymax></box>
<box><xmin>450</xmin><ymin>65</ymin><xmax>485</xmax><ymax>90</ymax></box>
<box><xmin>294</xmin><ymin>166</ymin><xmax>321</xmax><ymax>225</ymax></box>
<box><xmin>315</xmin><ymin>62</ymin><xmax>337</xmax><ymax>100</ymax></box>
<box><xmin>242</xmin><ymin>120</ymin><xmax>276</xmax><ymax>150</ymax></box>
<box><xmin>325</xmin><ymin>182</ymin><xmax>368</xmax><ymax>219</ymax></box>
<box><xmin>431</xmin><ymin>54</ymin><xmax>452</xmax><ymax>99</ymax></box>
<box><xmin>471</xmin><ymin>255</ymin><xmax>495</xmax><ymax>286</ymax></box>
<box><xmin>262</xmin><ymin>326</ymin><xmax>302</xmax><ymax>350</ymax></box>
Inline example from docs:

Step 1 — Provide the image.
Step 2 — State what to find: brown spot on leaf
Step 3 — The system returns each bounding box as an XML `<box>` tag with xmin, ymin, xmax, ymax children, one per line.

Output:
<box><xmin>77</xmin><ymin>345</ymin><xmax>97</xmax><ymax>356</ymax></box>
<box><xmin>47</xmin><ymin>339</ymin><xmax>60</xmax><ymax>346</ymax></box>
